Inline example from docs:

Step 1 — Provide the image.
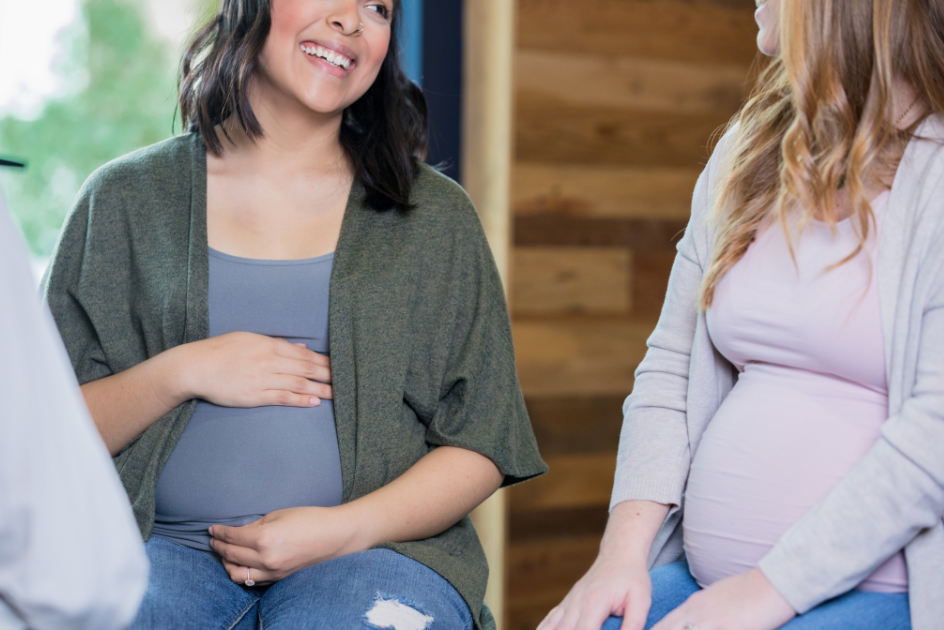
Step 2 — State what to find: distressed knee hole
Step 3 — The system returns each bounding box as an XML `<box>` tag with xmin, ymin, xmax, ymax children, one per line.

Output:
<box><xmin>363</xmin><ymin>596</ymin><xmax>434</xmax><ymax>630</ymax></box>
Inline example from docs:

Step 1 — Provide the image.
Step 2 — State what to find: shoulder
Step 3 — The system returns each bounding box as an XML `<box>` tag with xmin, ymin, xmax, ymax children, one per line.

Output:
<box><xmin>705</xmin><ymin>123</ymin><xmax>739</xmax><ymax>190</ymax></box>
<box><xmin>398</xmin><ymin>163</ymin><xmax>486</xmax><ymax>244</ymax></box>
<box><xmin>409</xmin><ymin>164</ymin><xmax>478</xmax><ymax>223</ymax></box>
<box><xmin>902</xmin><ymin>115</ymin><xmax>944</xmax><ymax>186</ymax></box>
<box><xmin>80</xmin><ymin>134</ymin><xmax>196</xmax><ymax>202</ymax></box>
<box><xmin>56</xmin><ymin>134</ymin><xmax>197</xmax><ymax>257</ymax></box>
<box><xmin>894</xmin><ymin>115</ymin><xmax>944</xmax><ymax>225</ymax></box>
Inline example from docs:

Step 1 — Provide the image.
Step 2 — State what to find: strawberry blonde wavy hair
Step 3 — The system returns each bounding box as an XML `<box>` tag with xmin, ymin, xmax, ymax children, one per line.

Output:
<box><xmin>700</xmin><ymin>0</ymin><xmax>944</xmax><ymax>309</ymax></box>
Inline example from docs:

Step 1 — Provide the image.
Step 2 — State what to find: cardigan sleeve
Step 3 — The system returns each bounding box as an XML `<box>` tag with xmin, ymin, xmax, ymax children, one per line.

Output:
<box><xmin>42</xmin><ymin>180</ymin><xmax>115</xmax><ymax>385</ymax></box>
<box><xmin>609</xmin><ymin>137</ymin><xmax>725</xmax><ymax>510</ymax></box>
<box><xmin>759</xmin><ymin>228</ymin><xmax>944</xmax><ymax>614</ymax></box>
<box><xmin>421</xmin><ymin>194</ymin><xmax>547</xmax><ymax>487</ymax></box>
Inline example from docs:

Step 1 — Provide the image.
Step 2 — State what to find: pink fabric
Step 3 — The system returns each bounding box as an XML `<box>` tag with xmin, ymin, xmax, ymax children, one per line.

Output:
<box><xmin>685</xmin><ymin>191</ymin><xmax>908</xmax><ymax>593</ymax></box>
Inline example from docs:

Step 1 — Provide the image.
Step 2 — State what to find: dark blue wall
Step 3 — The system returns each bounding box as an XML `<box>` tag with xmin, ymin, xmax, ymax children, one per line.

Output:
<box><xmin>422</xmin><ymin>0</ymin><xmax>464</xmax><ymax>182</ymax></box>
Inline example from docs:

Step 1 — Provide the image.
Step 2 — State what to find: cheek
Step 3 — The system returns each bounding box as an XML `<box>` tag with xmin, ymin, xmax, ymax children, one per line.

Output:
<box><xmin>364</xmin><ymin>31</ymin><xmax>392</xmax><ymax>77</ymax></box>
<box><xmin>262</xmin><ymin>0</ymin><xmax>309</xmax><ymax>64</ymax></box>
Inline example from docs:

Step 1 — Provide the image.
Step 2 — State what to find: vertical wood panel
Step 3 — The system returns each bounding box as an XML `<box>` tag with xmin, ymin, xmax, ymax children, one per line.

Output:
<box><xmin>463</xmin><ymin>1</ymin><xmax>516</xmax><ymax>627</ymax></box>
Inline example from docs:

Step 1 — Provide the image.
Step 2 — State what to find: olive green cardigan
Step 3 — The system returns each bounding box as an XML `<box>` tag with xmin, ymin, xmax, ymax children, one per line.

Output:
<box><xmin>44</xmin><ymin>133</ymin><xmax>547</xmax><ymax>629</ymax></box>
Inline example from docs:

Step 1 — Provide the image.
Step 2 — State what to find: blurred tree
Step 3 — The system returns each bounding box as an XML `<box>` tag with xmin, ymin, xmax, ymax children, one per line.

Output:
<box><xmin>0</xmin><ymin>0</ymin><xmax>178</xmax><ymax>255</ymax></box>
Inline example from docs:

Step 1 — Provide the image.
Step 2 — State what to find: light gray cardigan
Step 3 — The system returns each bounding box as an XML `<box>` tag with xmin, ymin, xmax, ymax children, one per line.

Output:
<box><xmin>612</xmin><ymin>115</ymin><xmax>944</xmax><ymax>629</ymax></box>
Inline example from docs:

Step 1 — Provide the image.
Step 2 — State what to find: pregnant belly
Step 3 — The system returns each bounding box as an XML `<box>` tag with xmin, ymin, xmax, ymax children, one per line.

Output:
<box><xmin>682</xmin><ymin>365</ymin><xmax>907</xmax><ymax>592</ymax></box>
<box><xmin>153</xmin><ymin>400</ymin><xmax>343</xmax><ymax>551</ymax></box>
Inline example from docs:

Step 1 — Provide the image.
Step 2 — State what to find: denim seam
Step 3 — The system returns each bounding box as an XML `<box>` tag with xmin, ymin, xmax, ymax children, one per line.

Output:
<box><xmin>227</xmin><ymin>599</ymin><xmax>259</xmax><ymax>630</ymax></box>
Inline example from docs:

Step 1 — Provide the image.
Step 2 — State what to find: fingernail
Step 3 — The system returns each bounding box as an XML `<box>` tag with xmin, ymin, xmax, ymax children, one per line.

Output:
<box><xmin>208</xmin><ymin>526</ymin><xmax>214</xmax><ymax>535</ymax></box>
<box><xmin>310</xmin><ymin>397</ymin><xmax>321</xmax><ymax>406</ymax></box>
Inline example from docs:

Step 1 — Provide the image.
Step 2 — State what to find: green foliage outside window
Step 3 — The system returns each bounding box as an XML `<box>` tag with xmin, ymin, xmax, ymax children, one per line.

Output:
<box><xmin>0</xmin><ymin>0</ymin><xmax>185</xmax><ymax>256</ymax></box>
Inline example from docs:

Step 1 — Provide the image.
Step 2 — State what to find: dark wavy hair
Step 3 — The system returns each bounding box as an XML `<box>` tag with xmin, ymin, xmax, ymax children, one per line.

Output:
<box><xmin>179</xmin><ymin>0</ymin><xmax>429</xmax><ymax>211</ymax></box>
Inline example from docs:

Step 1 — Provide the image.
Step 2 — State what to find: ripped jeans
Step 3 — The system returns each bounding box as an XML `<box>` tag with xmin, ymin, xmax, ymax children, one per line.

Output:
<box><xmin>130</xmin><ymin>538</ymin><xmax>473</xmax><ymax>630</ymax></box>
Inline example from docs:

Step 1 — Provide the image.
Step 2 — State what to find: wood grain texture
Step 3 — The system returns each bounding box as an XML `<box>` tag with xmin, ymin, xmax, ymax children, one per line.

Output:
<box><xmin>512</xmin><ymin>247</ymin><xmax>632</xmax><ymax>316</ymax></box>
<box><xmin>515</xmin><ymin>216</ymin><xmax>688</xmax><ymax>250</ymax></box>
<box><xmin>510</xmin><ymin>506</ymin><xmax>610</xmax><ymax>541</ymax></box>
<box><xmin>515</xmin><ymin>98</ymin><xmax>728</xmax><ymax>167</ymax></box>
<box><xmin>517</xmin><ymin>0</ymin><xmax>760</xmax><ymax>65</ymax></box>
<box><xmin>514</xmin><ymin>318</ymin><xmax>655</xmax><ymax>396</ymax></box>
<box><xmin>507</xmin><ymin>535</ymin><xmax>602</xmax><ymax>629</ymax></box>
<box><xmin>516</xmin><ymin>50</ymin><xmax>750</xmax><ymax>115</ymax></box>
<box><xmin>634</xmin><ymin>250</ymin><xmax>678</xmax><ymax>318</ymax></box>
<box><xmin>513</xmin><ymin>163</ymin><xmax>701</xmax><ymax>220</ymax></box>
<box><xmin>525</xmin><ymin>395</ymin><xmax>626</xmax><ymax>456</ymax></box>
<box><xmin>509</xmin><ymin>452</ymin><xmax>616</xmax><ymax>511</ymax></box>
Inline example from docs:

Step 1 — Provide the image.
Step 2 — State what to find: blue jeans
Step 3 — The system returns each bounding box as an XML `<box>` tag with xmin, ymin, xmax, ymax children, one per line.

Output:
<box><xmin>601</xmin><ymin>561</ymin><xmax>910</xmax><ymax>630</ymax></box>
<box><xmin>130</xmin><ymin>538</ymin><xmax>472</xmax><ymax>630</ymax></box>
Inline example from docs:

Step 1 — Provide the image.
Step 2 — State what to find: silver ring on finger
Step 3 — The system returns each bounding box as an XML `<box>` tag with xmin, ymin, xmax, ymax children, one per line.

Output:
<box><xmin>244</xmin><ymin>567</ymin><xmax>255</xmax><ymax>587</ymax></box>
<box><xmin>684</xmin><ymin>624</ymin><xmax>699</xmax><ymax>630</ymax></box>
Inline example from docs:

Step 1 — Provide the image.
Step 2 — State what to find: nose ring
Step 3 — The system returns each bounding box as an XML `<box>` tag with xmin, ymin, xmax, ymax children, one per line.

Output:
<box><xmin>353</xmin><ymin>22</ymin><xmax>364</xmax><ymax>35</ymax></box>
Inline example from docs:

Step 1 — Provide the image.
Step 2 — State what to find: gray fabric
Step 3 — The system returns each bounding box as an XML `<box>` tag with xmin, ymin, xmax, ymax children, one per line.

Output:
<box><xmin>612</xmin><ymin>116</ymin><xmax>944</xmax><ymax>630</ymax></box>
<box><xmin>152</xmin><ymin>248</ymin><xmax>342</xmax><ymax>552</ymax></box>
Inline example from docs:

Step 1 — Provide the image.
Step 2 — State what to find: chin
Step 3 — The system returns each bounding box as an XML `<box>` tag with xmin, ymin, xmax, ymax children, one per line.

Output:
<box><xmin>757</xmin><ymin>32</ymin><xmax>781</xmax><ymax>57</ymax></box>
<box><xmin>297</xmin><ymin>92</ymin><xmax>349</xmax><ymax>116</ymax></box>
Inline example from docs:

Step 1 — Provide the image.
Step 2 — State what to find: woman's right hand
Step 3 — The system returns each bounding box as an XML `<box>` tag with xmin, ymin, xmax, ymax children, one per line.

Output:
<box><xmin>537</xmin><ymin>500</ymin><xmax>670</xmax><ymax>630</ymax></box>
<box><xmin>179</xmin><ymin>332</ymin><xmax>332</xmax><ymax>408</ymax></box>
<box><xmin>537</xmin><ymin>557</ymin><xmax>653</xmax><ymax>630</ymax></box>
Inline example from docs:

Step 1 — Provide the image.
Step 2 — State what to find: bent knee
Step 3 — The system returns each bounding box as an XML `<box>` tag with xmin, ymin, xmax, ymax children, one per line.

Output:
<box><xmin>363</xmin><ymin>595</ymin><xmax>435</xmax><ymax>630</ymax></box>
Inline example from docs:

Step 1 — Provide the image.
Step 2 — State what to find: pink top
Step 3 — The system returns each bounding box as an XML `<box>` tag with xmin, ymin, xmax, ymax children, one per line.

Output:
<box><xmin>685</xmin><ymin>191</ymin><xmax>908</xmax><ymax>593</ymax></box>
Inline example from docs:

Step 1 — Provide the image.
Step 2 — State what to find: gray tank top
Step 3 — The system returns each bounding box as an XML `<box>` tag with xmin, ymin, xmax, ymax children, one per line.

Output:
<box><xmin>152</xmin><ymin>247</ymin><xmax>343</xmax><ymax>552</ymax></box>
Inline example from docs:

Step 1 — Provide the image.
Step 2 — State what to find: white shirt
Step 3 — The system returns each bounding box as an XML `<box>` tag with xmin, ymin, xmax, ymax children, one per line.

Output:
<box><xmin>0</xmin><ymin>184</ymin><xmax>148</xmax><ymax>629</ymax></box>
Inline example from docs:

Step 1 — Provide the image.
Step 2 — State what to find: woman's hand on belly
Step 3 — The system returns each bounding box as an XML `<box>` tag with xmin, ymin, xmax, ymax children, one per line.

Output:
<box><xmin>181</xmin><ymin>332</ymin><xmax>332</xmax><ymax>408</ymax></box>
<box><xmin>651</xmin><ymin>568</ymin><xmax>795</xmax><ymax>630</ymax></box>
<box><xmin>209</xmin><ymin>506</ymin><xmax>354</xmax><ymax>586</ymax></box>
<box><xmin>208</xmin><ymin>446</ymin><xmax>503</xmax><ymax>586</ymax></box>
<box><xmin>81</xmin><ymin>332</ymin><xmax>333</xmax><ymax>456</ymax></box>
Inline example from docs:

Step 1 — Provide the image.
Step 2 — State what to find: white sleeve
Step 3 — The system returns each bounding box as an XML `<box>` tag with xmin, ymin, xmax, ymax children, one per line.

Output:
<box><xmin>0</xmin><ymin>187</ymin><xmax>149</xmax><ymax>630</ymax></box>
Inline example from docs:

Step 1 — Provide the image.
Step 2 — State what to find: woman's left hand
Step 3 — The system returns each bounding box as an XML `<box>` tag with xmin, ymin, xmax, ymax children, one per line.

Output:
<box><xmin>209</xmin><ymin>506</ymin><xmax>361</xmax><ymax>586</ymax></box>
<box><xmin>651</xmin><ymin>568</ymin><xmax>796</xmax><ymax>630</ymax></box>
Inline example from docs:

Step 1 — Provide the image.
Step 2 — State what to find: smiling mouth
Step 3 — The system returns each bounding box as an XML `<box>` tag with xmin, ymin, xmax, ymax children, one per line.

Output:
<box><xmin>301</xmin><ymin>44</ymin><xmax>353</xmax><ymax>70</ymax></box>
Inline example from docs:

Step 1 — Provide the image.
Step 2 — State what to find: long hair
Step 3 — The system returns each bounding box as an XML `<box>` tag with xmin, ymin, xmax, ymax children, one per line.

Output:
<box><xmin>700</xmin><ymin>0</ymin><xmax>944</xmax><ymax>309</ymax></box>
<box><xmin>178</xmin><ymin>0</ymin><xmax>429</xmax><ymax>211</ymax></box>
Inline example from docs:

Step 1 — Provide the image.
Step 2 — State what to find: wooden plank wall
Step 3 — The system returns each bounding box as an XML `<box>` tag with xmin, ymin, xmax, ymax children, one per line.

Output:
<box><xmin>507</xmin><ymin>1</ymin><xmax>759</xmax><ymax>628</ymax></box>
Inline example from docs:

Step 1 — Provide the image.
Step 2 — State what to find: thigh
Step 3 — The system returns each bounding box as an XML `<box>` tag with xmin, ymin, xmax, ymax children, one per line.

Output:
<box><xmin>780</xmin><ymin>590</ymin><xmax>910</xmax><ymax>630</ymax></box>
<box><xmin>601</xmin><ymin>561</ymin><xmax>702</xmax><ymax>630</ymax></box>
<box><xmin>130</xmin><ymin>538</ymin><xmax>260</xmax><ymax>630</ymax></box>
<box><xmin>259</xmin><ymin>549</ymin><xmax>472</xmax><ymax>630</ymax></box>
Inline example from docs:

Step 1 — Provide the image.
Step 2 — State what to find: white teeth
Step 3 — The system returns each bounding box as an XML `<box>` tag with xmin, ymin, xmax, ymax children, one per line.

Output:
<box><xmin>300</xmin><ymin>44</ymin><xmax>351</xmax><ymax>69</ymax></box>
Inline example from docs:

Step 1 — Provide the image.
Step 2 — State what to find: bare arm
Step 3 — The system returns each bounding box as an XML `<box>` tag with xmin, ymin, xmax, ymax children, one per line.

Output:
<box><xmin>82</xmin><ymin>332</ymin><xmax>333</xmax><ymax>457</ymax></box>
<box><xmin>343</xmin><ymin>445</ymin><xmax>503</xmax><ymax>547</ymax></box>
<box><xmin>537</xmin><ymin>500</ymin><xmax>670</xmax><ymax>630</ymax></box>
<box><xmin>81</xmin><ymin>346</ymin><xmax>189</xmax><ymax>457</ymax></box>
<box><xmin>208</xmin><ymin>445</ymin><xmax>504</xmax><ymax>584</ymax></box>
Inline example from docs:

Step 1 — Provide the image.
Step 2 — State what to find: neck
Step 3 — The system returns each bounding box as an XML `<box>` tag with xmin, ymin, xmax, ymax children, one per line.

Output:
<box><xmin>218</xmin><ymin>79</ymin><xmax>351</xmax><ymax>179</ymax></box>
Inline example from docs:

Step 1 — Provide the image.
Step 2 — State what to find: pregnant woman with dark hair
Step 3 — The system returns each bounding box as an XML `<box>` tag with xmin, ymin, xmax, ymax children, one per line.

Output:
<box><xmin>42</xmin><ymin>1</ymin><xmax>546</xmax><ymax>628</ymax></box>
<box><xmin>540</xmin><ymin>1</ymin><xmax>944</xmax><ymax>629</ymax></box>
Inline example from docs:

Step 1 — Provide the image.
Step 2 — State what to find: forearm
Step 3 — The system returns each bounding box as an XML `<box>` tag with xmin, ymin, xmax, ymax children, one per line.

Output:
<box><xmin>340</xmin><ymin>446</ymin><xmax>503</xmax><ymax>552</ymax></box>
<box><xmin>81</xmin><ymin>345</ymin><xmax>190</xmax><ymax>456</ymax></box>
<box><xmin>599</xmin><ymin>500</ymin><xmax>671</xmax><ymax>566</ymax></box>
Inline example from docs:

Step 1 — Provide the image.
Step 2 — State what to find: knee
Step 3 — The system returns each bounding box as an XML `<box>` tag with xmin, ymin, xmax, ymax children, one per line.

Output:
<box><xmin>363</xmin><ymin>596</ymin><xmax>435</xmax><ymax>630</ymax></box>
